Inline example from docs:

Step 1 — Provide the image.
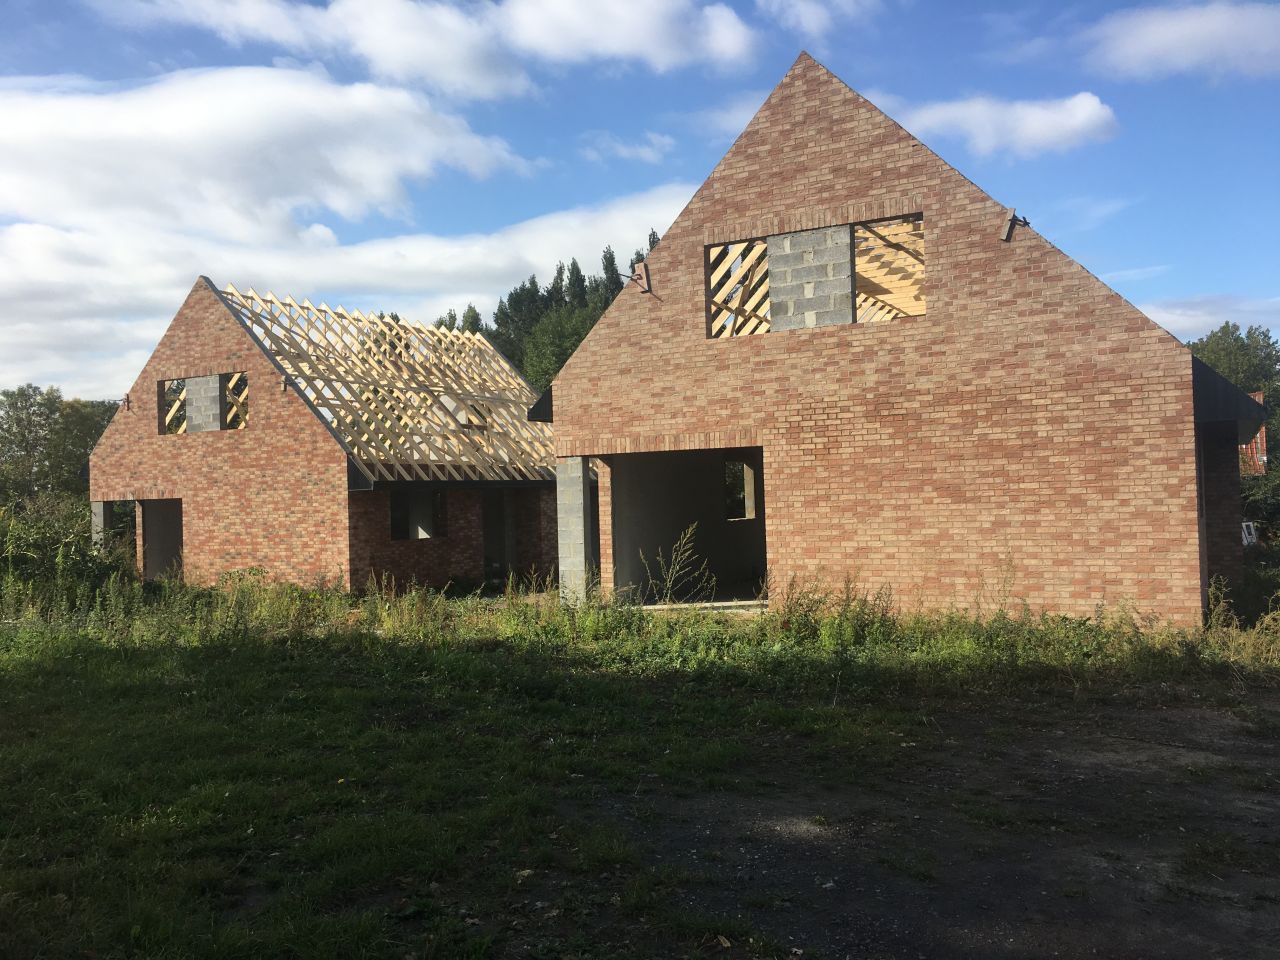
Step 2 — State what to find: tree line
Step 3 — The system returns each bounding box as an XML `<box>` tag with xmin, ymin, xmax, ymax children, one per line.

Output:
<box><xmin>436</xmin><ymin>229</ymin><xmax>659</xmax><ymax>392</ymax></box>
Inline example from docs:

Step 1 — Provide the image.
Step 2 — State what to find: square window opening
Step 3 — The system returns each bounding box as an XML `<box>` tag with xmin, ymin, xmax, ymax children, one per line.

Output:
<box><xmin>390</xmin><ymin>490</ymin><xmax>448</xmax><ymax>541</ymax></box>
<box><xmin>706</xmin><ymin>238</ymin><xmax>771</xmax><ymax>338</ymax></box>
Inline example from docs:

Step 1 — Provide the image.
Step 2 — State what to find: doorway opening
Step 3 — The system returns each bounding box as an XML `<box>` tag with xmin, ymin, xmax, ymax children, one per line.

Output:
<box><xmin>609</xmin><ymin>447</ymin><xmax>766</xmax><ymax>602</ymax></box>
<box><xmin>482</xmin><ymin>490</ymin><xmax>516</xmax><ymax>587</ymax></box>
<box><xmin>140</xmin><ymin>498</ymin><xmax>183</xmax><ymax>580</ymax></box>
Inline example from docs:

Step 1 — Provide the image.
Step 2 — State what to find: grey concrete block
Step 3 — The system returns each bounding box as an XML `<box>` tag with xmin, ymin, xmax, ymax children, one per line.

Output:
<box><xmin>788</xmin><ymin>264</ymin><xmax>833</xmax><ymax>283</ymax></box>
<box><xmin>186</xmin><ymin>374</ymin><xmax>222</xmax><ymax>433</ymax></box>
<box><xmin>782</xmin><ymin>226</ymin><xmax>844</xmax><ymax>251</ymax></box>
<box><xmin>812</xmin><ymin>277</ymin><xmax>853</xmax><ymax>297</ymax></box>
<box><xmin>556</xmin><ymin>456</ymin><xmax>595</xmax><ymax>602</ymax></box>
<box><xmin>790</xmin><ymin>295</ymin><xmax>834</xmax><ymax>314</ymax></box>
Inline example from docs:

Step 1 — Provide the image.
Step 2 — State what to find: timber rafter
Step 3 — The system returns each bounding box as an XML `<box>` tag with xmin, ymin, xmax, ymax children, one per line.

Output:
<box><xmin>219</xmin><ymin>285</ymin><xmax>554</xmax><ymax>484</ymax></box>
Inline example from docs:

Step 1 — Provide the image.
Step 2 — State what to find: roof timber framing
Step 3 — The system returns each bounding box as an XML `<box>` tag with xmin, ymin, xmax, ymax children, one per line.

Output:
<box><xmin>218</xmin><ymin>284</ymin><xmax>554</xmax><ymax>484</ymax></box>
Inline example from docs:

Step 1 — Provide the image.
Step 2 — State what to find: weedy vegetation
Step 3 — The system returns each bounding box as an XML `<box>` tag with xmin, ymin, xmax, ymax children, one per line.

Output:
<box><xmin>2</xmin><ymin>502</ymin><xmax>1279</xmax><ymax>958</ymax></box>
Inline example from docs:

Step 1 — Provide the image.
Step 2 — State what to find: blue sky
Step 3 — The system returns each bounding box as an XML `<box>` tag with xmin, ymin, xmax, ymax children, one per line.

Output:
<box><xmin>1</xmin><ymin>0</ymin><xmax>1277</xmax><ymax>397</ymax></box>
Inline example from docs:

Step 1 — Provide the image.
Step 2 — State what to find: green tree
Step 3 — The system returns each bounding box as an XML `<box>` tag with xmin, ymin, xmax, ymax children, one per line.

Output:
<box><xmin>523</xmin><ymin>303</ymin><xmax>600</xmax><ymax>393</ymax></box>
<box><xmin>0</xmin><ymin>384</ymin><xmax>116</xmax><ymax>502</ymax></box>
<box><xmin>545</xmin><ymin>262</ymin><xmax>567</xmax><ymax>311</ymax></box>
<box><xmin>436</xmin><ymin>308</ymin><xmax>459</xmax><ymax>330</ymax></box>
<box><xmin>566</xmin><ymin>258</ymin><xmax>587</xmax><ymax>308</ymax></box>
<box><xmin>489</xmin><ymin>275</ymin><xmax>544</xmax><ymax>368</ymax></box>
<box><xmin>600</xmin><ymin>246</ymin><xmax>624</xmax><ymax>302</ymax></box>
<box><xmin>648</xmin><ymin>228</ymin><xmax>660</xmax><ymax>251</ymax></box>
<box><xmin>460</xmin><ymin>303</ymin><xmax>483</xmax><ymax>333</ymax></box>
<box><xmin>1189</xmin><ymin>322</ymin><xmax>1280</xmax><ymax>395</ymax></box>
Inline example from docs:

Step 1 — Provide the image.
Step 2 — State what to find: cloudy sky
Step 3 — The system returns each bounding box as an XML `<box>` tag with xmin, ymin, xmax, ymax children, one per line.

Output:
<box><xmin>2</xmin><ymin>0</ymin><xmax>1278</xmax><ymax>397</ymax></box>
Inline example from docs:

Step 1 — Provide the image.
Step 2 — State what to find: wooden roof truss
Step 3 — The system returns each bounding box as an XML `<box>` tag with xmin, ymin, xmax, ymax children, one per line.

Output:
<box><xmin>218</xmin><ymin>285</ymin><xmax>554</xmax><ymax>484</ymax></box>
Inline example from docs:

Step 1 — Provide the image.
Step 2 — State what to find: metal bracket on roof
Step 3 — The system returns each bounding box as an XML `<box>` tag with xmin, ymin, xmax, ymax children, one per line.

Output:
<box><xmin>1000</xmin><ymin>207</ymin><xmax>1030</xmax><ymax>242</ymax></box>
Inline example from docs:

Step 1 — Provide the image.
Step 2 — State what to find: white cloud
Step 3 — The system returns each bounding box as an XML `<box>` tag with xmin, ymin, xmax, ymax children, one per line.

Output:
<box><xmin>1084</xmin><ymin>2</ymin><xmax>1280</xmax><ymax>79</ymax></box>
<box><xmin>497</xmin><ymin>0</ymin><xmax>755</xmax><ymax>72</ymax></box>
<box><xmin>1044</xmin><ymin>195</ymin><xmax>1137</xmax><ymax>234</ymax></box>
<box><xmin>95</xmin><ymin>0</ymin><xmax>758</xmax><ymax>97</ymax></box>
<box><xmin>754</xmin><ymin>0</ymin><xmax>881</xmax><ymax>42</ymax></box>
<box><xmin>0</xmin><ymin>66</ymin><xmax>526</xmax><ymax>244</ymax></box>
<box><xmin>902</xmin><ymin>92</ymin><xmax>1118</xmax><ymax>158</ymax></box>
<box><xmin>0</xmin><ymin>183</ymin><xmax>694</xmax><ymax>397</ymax></box>
<box><xmin>580</xmin><ymin>131</ymin><xmax>676</xmax><ymax>164</ymax></box>
<box><xmin>1101</xmin><ymin>264</ymin><xmax>1171</xmax><ymax>284</ymax></box>
<box><xmin>1140</xmin><ymin>295</ymin><xmax>1280</xmax><ymax>340</ymax></box>
<box><xmin>680</xmin><ymin>88</ymin><xmax>770</xmax><ymax>139</ymax></box>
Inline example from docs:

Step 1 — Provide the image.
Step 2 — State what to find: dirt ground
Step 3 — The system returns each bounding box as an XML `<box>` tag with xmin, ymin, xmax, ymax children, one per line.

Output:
<box><xmin>504</xmin><ymin>690</ymin><xmax>1280</xmax><ymax>959</ymax></box>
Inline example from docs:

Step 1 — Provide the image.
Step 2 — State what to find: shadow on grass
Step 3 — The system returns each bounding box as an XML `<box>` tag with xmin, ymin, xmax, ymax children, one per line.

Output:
<box><xmin>1</xmin><ymin>627</ymin><xmax>1278</xmax><ymax>959</ymax></box>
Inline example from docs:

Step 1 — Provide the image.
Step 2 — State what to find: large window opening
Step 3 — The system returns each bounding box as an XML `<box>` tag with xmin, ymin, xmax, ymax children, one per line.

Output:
<box><xmin>159</xmin><ymin>373</ymin><xmax>249</xmax><ymax>434</ymax></box>
<box><xmin>706</xmin><ymin>215</ymin><xmax>925</xmax><ymax>337</ymax></box>
<box><xmin>610</xmin><ymin>446</ymin><xmax>766</xmax><ymax>603</ymax></box>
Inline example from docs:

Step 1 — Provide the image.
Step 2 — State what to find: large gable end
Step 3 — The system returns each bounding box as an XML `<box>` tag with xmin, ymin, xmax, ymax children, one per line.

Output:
<box><xmin>558</xmin><ymin>52</ymin><xmax>1185</xmax><ymax>380</ymax></box>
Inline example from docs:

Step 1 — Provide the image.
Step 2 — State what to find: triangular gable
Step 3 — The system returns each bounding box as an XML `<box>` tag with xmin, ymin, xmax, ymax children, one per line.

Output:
<box><xmin>555</xmin><ymin>52</ymin><xmax>1185</xmax><ymax>390</ymax></box>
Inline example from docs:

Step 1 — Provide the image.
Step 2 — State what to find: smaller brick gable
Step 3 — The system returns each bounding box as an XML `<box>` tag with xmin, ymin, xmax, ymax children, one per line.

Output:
<box><xmin>91</xmin><ymin>278</ymin><xmax>352</xmax><ymax>586</ymax></box>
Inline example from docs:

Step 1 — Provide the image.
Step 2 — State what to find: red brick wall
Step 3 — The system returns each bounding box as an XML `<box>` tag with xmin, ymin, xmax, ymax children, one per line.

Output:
<box><xmin>1198</xmin><ymin>422</ymin><xmax>1243</xmax><ymax>590</ymax></box>
<box><xmin>347</xmin><ymin>488</ymin><xmax>485</xmax><ymax>590</ymax></box>
<box><xmin>513</xmin><ymin>486</ymin><xmax>558</xmax><ymax>581</ymax></box>
<box><xmin>90</xmin><ymin>279</ymin><xmax>352</xmax><ymax>586</ymax></box>
<box><xmin>553</xmin><ymin>55</ymin><xmax>1205</xmax><ymax>624</ymax></box>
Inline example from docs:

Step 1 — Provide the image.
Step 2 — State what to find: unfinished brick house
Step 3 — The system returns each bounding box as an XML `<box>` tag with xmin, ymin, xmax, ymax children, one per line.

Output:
<box><xmin>90</xmin><ymin>278</ymin><xmax>556</xmax><ymax>589</ymax></box>
<box><xmin>542</xmin><ymin>54</ymin><xmax>1264</xmax><ymax>624</ymax></box>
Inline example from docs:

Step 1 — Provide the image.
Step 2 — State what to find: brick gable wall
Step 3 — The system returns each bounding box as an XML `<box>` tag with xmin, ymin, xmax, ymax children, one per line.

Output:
<box><xmin>553</xmin><ymin>55</ymin><xmax>1206</xmax><ymax>623</ymax></box>
<box><xmin>89</xmin><ymin>279</ymin><xmax>352</xmax><ymax>586</ymax></box>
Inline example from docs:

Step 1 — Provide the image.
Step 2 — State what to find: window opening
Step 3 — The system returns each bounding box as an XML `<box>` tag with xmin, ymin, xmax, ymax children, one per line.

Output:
<box><xmin>223</xmin><ymin>373</ymin><xmax>248</xmax><ymax>429</ymax></box>
<box><xmin>706</xmin><ymin>238</ymin><xmax>770</xmax><ymax>338</ymax></box>
<box><xmin>724</xmin><ymin>457</ymin><xmax>757</xmax><ymax>521</ymax></box>
<box><xmin>853</xmin><ymin>215</ymin><xmax>925</xmax><ymax>322</ymax></box>
<box><xmin>161</xmin><ymin>379</ymin><xmax>187</xmax><ymax>434</ymax></box>
<box><xmin>390</xmin><ymin>489</ymin><xmax>448</xmax><ymax>540</ymax></box>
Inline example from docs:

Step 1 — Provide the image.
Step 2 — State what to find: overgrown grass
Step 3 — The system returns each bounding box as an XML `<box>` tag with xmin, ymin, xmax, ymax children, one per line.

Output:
<box><xmin>2</xmin><ymin>567</ymin><xmax>1278</xmax><ymax>958</ymax></box>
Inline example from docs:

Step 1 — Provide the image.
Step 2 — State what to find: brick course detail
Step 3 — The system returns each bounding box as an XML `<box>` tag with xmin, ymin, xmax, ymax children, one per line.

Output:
<box><xmin>551</xmin><ymin>54</ymin><xmax>1237</xmax><ymax>626</ymax></box>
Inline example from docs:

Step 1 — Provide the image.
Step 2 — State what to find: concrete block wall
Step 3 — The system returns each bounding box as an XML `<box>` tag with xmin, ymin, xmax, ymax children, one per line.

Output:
<box><xmin>551</xmin><ymin>53</ymin><xmax>1211</xmax><ymax>625</ymax></box>
<box><xmin>184</xmin><ymin>374</ymin><xmax>223</xmax><ymax>433</ymax></box>
<box><xmin>556</xmin><ymin>457</ymin><xmax>595</xmax><ymax>599</ymax></box>
<box><xmin>767</xmin><ymin>225</ymin><xmax>854</xmax><ymax>330</ymax></box>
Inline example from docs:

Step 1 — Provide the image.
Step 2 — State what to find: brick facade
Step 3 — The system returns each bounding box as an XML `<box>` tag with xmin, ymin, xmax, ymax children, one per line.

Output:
<box><xmin>348</xmin><ymin>488</ymin><xmax>486</xmax><ymax>590</ymax></box>
<box><xmin>552</xmin><ymin>54</ymin><xmax>1224</xmax><ymax>625</ymax></box>
<box><xmin>91</xmin><ymin>279</ymin><xmax>556</xmax><ymax>591</ymax></box>
<box><xmin>91</xmin><ymin>280</ymin><xmax>352</xmax><ymax>586</ymax></box>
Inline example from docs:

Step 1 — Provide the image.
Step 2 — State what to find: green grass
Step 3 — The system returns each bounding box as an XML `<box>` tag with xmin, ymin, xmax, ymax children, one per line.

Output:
<box><xmin>1</xmin><ymin>571</ymin><xmax>1278</xmax><ymax>958</ymax></box>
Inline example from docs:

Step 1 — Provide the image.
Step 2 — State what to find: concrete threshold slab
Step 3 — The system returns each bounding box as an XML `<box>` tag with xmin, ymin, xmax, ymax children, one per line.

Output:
<box><xmin>643</xmin><ymin>599</ymin><xmax>768</xmax><ymax>615</ymax></box>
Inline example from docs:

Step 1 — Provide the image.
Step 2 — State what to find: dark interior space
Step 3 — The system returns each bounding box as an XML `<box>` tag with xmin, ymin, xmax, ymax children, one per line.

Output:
<box><xmin>610</xmin><ymin>446</ymin><xmax>767</xmax><ymax>602</ymax></box>
<box><xmin>140</xmin><ymin>498</ymin><xmax>183</xmax><ymax>580</ymax></box>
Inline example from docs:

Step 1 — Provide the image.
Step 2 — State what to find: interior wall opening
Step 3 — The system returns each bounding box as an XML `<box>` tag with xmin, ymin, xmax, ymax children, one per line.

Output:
<box><xmin>610</xmin><ymin>446</ymin><xmax>766</xmax><ymax>603</ymax></box>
